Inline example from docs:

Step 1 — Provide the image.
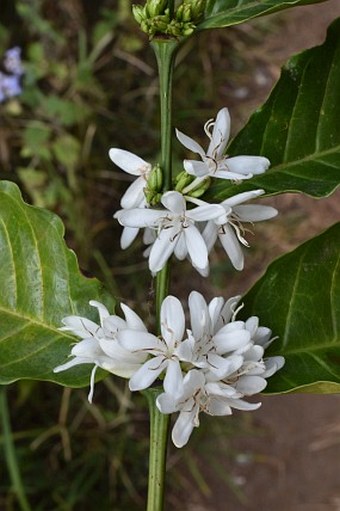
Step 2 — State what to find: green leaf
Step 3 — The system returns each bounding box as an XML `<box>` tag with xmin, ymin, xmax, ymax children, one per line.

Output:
<box><xmin>200</xmin><ymin>0</ymin><xmax>327</xmax><ymax>29</ymax></box>
<box><xmin>241</xmin><ymin>223</ymin><xmax>340</xmax><ymax>394</ymax></box>
<box><xmin>207</xmin><ymin>18</ymin><xmax>340</xmax><ymax>201</ymax></box>
<box><xmin>0</xmin><ymin>181</ymin><xmax>115</xmax><ymax>387</ymax></box>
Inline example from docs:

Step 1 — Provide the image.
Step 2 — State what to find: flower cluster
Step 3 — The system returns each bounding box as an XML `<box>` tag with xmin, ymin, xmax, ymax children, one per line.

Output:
<box><xmin>111</xmin><ymin>107</ymin><xmax>277</xmax><ymax>275</ymax></box>
<box><xmin>0</xmin><ymin>47</ymin><xmax>24</xmax><ymax>103</ymax></box>
<box><xmin>54</xmin><ymin>292</ymin><xmax>284</xmax><ymax>447</ymax></box>
<box><xmin>55</xmin><ymin>105</ymin><xmax>284</xmax><ymax>449</ymax></box>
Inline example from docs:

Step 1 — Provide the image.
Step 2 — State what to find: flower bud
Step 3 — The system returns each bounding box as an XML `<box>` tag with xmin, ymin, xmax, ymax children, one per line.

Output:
<box><xmin>187</xmin><ymin>177</ymin><xmax>211</xmax><ymax>198</ymax></box>
<box><xmin>144</xmin><ymin>189</ymin><xmax>162</xmax><ymax>206</ymax></box>
<box><xmin>174</xmin><ymin>171</ymin><xmax>194</xmax><ymax>191</ymax></box>
<box><xmin>146</xmin><ymin>0</ymin><xmax>168</xmax><ymax>17</ymax></box>
<box><xmin>189</xmin><ymin>0</ymin><xmax>206</xmax><ymax>22</ymax></box>
<box><xmin>132</xmin><ymin>4</ymin><xmax>146</xmax><ymax>24</ymax></box>
<box><xmin>147</xmin><ymin>163</ymin><xmax>163</xmax><ymax>192</ymax></box>
<box><xmin>176</xmin><ymin>4</ymin><xmax>192</xmax><ymax>22</ymax></box>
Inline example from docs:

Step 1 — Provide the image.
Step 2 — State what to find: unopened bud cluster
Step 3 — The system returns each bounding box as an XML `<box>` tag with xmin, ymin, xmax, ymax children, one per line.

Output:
<box><xmin>132</xmin><ymin>0</ymin><xmax>206</xmax><ymax>39</ymax></box>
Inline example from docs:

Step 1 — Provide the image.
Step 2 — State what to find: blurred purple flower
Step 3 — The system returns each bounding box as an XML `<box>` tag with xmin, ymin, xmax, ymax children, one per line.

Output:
<box><xmin>0</xmin><ymin>46</ymin><xmax>24</xmax><ymax>103</ymax></box>
<box><xmin>4</xmin><ymin>47</ymin><xmax>24</xmax><ymax>76</ymax></box>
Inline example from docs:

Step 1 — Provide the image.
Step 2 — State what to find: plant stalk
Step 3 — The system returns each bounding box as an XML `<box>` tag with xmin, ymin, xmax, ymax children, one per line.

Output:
<box><xmin>144</xmin><ymin>389</ymin><xmax>171</xmax><ymax>511</ymax></box>
<box><xmin>144</xmin><ymin>38</ymin><xmax>178</xmax><ymax>511</ymax></box>
<box><xmin>0</xmin><ymin>386</ymin><xmax>31</xmax><ymax>511</ymax></box>
<box><xmin>151</xmin><ymin>38</ymin><xmax>178</xmax><ymax>321</ymax></box>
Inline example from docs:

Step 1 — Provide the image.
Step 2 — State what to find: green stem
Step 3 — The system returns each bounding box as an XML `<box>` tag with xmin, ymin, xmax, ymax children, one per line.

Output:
<box><xmin>151</xmin><ymin>38</ymin><xmax>179</xmax><ymax>321</ymax></box>
<box><xmin>144</xmin><ymin>389</ymin><xmax>171</xmax><ymax>511</ymax></box>
<box><xmin>143</xmin><ymin>38</ymin><xmax>178</xmax><ymax>511</ymax></box>
<box><xmin>0</xmin><ymin>387</ymin><xmax>31</xmax><ymax>511</ymax></box>
<box><xmin>152</xmin><ymin>39</ymin><xmax>178</xmax><ymax>192</ymax></box>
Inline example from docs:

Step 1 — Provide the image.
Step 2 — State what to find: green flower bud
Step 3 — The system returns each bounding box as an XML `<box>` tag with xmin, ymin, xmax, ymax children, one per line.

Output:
<box><xmin>144</xmin><ymin>189</ymin><xmax>162</xmax><ymax>206</ymax></box>
<box><xmin>176</xmin><ymin>4</ymin><xmax>192</xmax><ymax>22</ymax></box>
<box><xmin>182</xmin><ymin>22</ymin><xmax>195</xmax><ymax>36</ymax></box>
<box><xmin>146</xmin><ymin>0</ymin><xmax>168</xmax><ymax>18</ymax></box>
<box><xmin>132</xmin><ymin>4</ymin><xmax>146</xmax><ymax>24</ymax></box>
<box><xmin>186</xmin><ymin>177</ymin><xmax>211</xmax><ymax>198</ymax></box>
<box><xmin>190</xmin><ymin>0</ymin><xmax>206</xmax><ymax>22</ymax></box>
<box><xmin>147</xmin><ymin>164</ymin><xmax>163</xmax><ymax>192</ymax></box>
<box><xmin>174</xmin><ymin>171</ymin><xmax>194</xmax><ymax>191</ymax></box>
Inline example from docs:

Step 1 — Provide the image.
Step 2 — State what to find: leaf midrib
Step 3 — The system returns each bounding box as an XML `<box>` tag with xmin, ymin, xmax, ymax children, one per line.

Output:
<box><xmin>201</xmin><ymin>0</ymin><xmax>304</xmax><ymax>27</ymax></box>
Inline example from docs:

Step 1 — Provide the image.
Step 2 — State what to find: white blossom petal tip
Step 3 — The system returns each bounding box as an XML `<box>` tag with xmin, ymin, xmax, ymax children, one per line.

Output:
<box><xmin>176</xmin><ymin>108</ymin><xmax>270</xmax><ymax>182</ymax></box>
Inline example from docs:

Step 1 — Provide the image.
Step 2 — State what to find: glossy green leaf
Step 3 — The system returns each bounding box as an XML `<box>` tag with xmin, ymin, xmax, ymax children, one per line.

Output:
<box><xmin>207</xmin><ymin>18</ymin><xmax>340</xmax><ymax>201</ymax></box>
<box><xmin>0</xmin><ymin>180</ymin><xmax>115</xmax><ymax>387</ymax></box>
<box><xmin>200</xmin><ymin>0</ymin><xmax>327</xmax><ymax>29</ymax></box>
<box><xmin>241</xmin><ymin>223</ymin><xmax>340</xmax><ymax>394</ymax></box>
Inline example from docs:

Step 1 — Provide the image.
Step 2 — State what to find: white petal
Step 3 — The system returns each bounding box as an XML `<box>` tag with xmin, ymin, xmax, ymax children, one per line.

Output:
<box><xmin>176</xmin><ymin>336</ymin><xmax>195</xmax><ymax>362</ymax></box>
<box><xmin>149</xmin><ymin>226</ymin><xmax>177</xmax><ymax>273</ymax></box>
<box><xmin>99</xmin><ymin>338</ymin><xmax>144</xmax><ymax>363</ymax></box>
<box><xmin>174</xmin><ymin>233</ymin><xmax>188</xmax><ymax>260</ymax></box>
<box><xmin>218</xmin><ymin>296</ymin><xmax>242</xmax><ymax>328</ymax></box>
<box><xmin>89</xmin><ymin>300</ymin><xmax>110</xmax><ymax>325</ymax></box>
<box><xmin>222</xmin><ymin>190</ymin><xmax>265</xmax><ymax>208</ymax></box>
<box><xmin>172</xmin><ymin>407</ymin><xmax>198</xmax><ymax>448</ymax></box>
<box><xmin>207</xmin><ymin>353</ymin><xmax>244</xmax><ymax>379</ymax></box>
<box><xmin>234</xmin><ymin>205</ymin><xmax>278</xmax><ymax>222</ymax></box>
<box><xmin>114</xmin><ymin>208</ymin><xmax>163</xmax><ymax>228</ymax></box>
<box><xmin>129</xmin><ymin>356</ymin><xmax>166</xmax><ymax>391</ymax></box>
<box><xmin>161</xmin><ymin>191</ymin><xmax>185</xmax><ymax>214</ymax></box>
<box><xmin>164</xmin><ymin>360</ymin><xmax>183</xmax><ymax>396</ymax></box>
<box><xmin>60</xmin><ymin>316</ymin><xmax>100</xmax><ymax>338</ymax></box>
<box><xmin>243</xmin><ymin>345</ymin><xmax>264</xmax><ymax>362</ymax></box>
<box><xmin>208</xmin><ymin>297</ymin><xmax>225</xmax><ymax>328</ymax></box>
<box><xmin>188</xmin><ymin>291</ymin><xmax>209</xmax><ymax>340</ymax></box>
<box><xmin>181</xmin><ymin>369</ymin><xmax>205</xmax><ymax>400</ymax></box>
<box><xmin>253</xmin><ymin>326</ymin><xmax>273</xmax><ymax>348</ymax></box>
<box><xmin>207</xmin><ymin>107</ymin><xmax>230</xmax><ymax>159</ymax></box>
<box><xmin>205</xmin><ymin>397</ymin><xmax>232</xmax><ymax>416</ymax></box>
<box><xmin>236</xmin><ymin>375</ymin><xmax>267</xmax><ymax>395</ymax></box>
<box><xmin>120</xmin><ymin>303</ymin><xmax>147</xmax><ymax>332</ymax></box>
<box><xmin>245</xmin><ymin>316</ymin><xmax>259</xmax><ymax>337</ymax></box>
<box><xmin>161</xmin><ymin>296</ymin><xmax>185</xmax><ymax>349</ymax></box>
<box><xmin>227</xmin><ymin>398</ymin><xmax>262</xmax><ymax>411</ymax></box>
<box><xmin>175</xmin><ymin>129</ymin><xmax>205</xmax><ymax>157</ymax></box>
<box><xmin>218</xmin><ymin>224</ymin><xmax>244</xmax><ymax>271</ymax></box>
<box><xmin>214</xmin><ymin>168</ymin><xmax>253</xmax><ymax>181</ymax></box>
<box><xmin>213</xmin><ymin>329</ymin><xmax>251</xmax><ymax>354</ymax></box>
<box><xmin>202</xmin><ymin>221</ymin><xmax>218</xmax><ymax>252</ymax></box>
<box><xmin>71</xmin><ymin>338</ymin><xmax>103</xmax><ymax>358</ymax></box>
<box><xmin>109</xmin><ymin>148</ymin><xmax>150</xmax><ymax>176</ymax></box>
<box><xmin>184</xmin><ymin>225</ymin><xmax>208</xmax><ymax>270</ymax></box>
<box><xmin>188</xmin><ymin>203</ymin><xmax>225</xmax><ymax>222</ymax></box>
<box><xmin>120</xmin><ymin>177</ymin><xmax>146</xmax><ymax>209</ymax></box>
<box><xmin>118</xmin><ymin>329</ymin><xmax>164</xmax><ymax>353</ymax></box>
<box><xmin>156</xmin><ymin>392</ymin><xmax>177</xmax><ymax>414</ymax></box>
<box><xmin>54</xmin><ymin>356</ymin><xmax>91</xmax><ymax>373</ymax></box>
<box><xmin>226</xmin><ymin>156</ymin><xmax>270</xmax><ymax>176</ymax></box>
<box><xmin>184</xmin><ymin>160</ymin><xmax>210</xmax><ymax>177</ymax></box>
<box><xmin>262</xmin><ymin>356</ymin><xmax>285</xmax><ymax>378</ymax></box>
<box><xmin>120</xmin><ymin>226</ymin><xmax>139</xmax><ymax>249</ymax></box>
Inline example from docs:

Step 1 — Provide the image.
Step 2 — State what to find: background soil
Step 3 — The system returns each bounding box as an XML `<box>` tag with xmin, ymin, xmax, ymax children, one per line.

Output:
<box><xmin>178</xmin><ymin>2</ymin><xmax>340</xmax><ymax>510</ymax></box>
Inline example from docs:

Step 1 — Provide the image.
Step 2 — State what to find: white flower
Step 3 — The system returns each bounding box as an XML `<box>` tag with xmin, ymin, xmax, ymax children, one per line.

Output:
<box><xmin>114</xmin><ymin>190</ymin><xmax>225</xmax><ymax>274</ymax></box>
<box><xmin>156</xmin><ymin>292</ymin><xmax>285</xmax><ymax>447</ymax></box>
<box><xmin>177</xmin><ymin>291</ymin><xmax>250</xmax><ymax>379</ymax></box>
<box><xmin>109</xmin><ymin>148</ymin><xmax>152</xmax><ymax>208</ymax></box>
<box><xmin>157</xmin><ymin>369</ymin><xmax>260</xmax><ymax>448</ymax></box>
<box><xmin>176</xmin><ymin>107</ymin><xmax>270</xmax><ymax>181</ymax></box>
<box><xmin>202</xmin><ymin>189</ymin><xmax>278</xmax><ymax>271</ymax></box>
<box><xmin>54</xmin><ymin>300</ymin><xmax>148</xmax><ymax>402</ymax></box>
<box><xmin>118</xmin><ymin>296</ymin><xmax>186</xmax><ymax>396</ymax></box>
